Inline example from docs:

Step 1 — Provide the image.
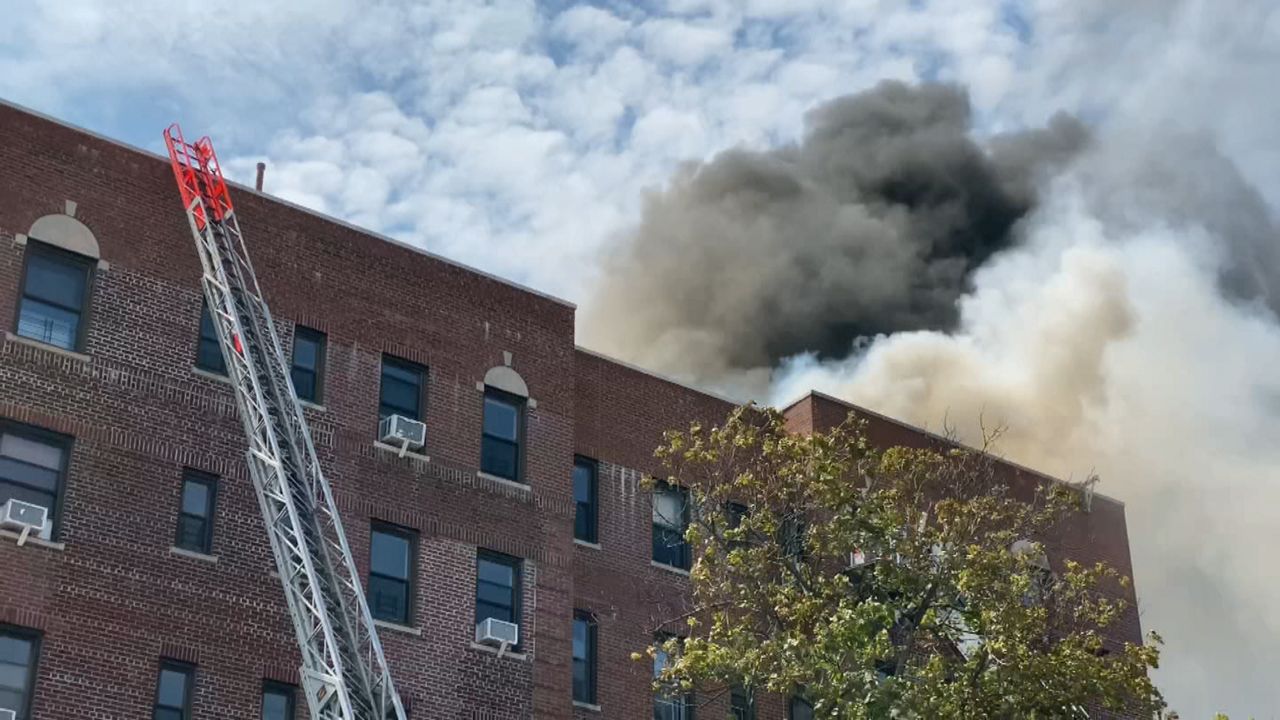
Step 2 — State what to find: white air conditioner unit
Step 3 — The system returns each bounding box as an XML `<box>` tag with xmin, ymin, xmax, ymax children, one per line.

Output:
<box><xmin>0</xmin><ymin>707</ymin><xmax>16</xmax><ymax>720</ymax></box>
<box><xmin>475</xmin><ymin>617</ymin><xmax>519</xmax><ymax>656</ymax></box>
<box><xmin>379</xmin><ymin>414</ymin><xmax>426</xmax><ymax>457</ymax></box>
<box><xmin>1</xmin><ymin>498</ymin><xmax>49</xmax><ymax>546</ymax></box>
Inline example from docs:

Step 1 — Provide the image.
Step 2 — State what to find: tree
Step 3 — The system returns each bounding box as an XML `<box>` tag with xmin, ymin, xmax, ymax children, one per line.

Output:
<box><xmin>643</xmin><ymin>405</ymin><xmax>1165</xmax><ymax>719</ymax></box>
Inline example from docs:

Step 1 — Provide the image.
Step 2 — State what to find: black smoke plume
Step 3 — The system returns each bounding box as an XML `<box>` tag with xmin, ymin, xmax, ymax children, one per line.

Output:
<box><xmin>583</xmin><ymin>80</ymin><xmax>1086</xmax><ymax>391</ymax></box>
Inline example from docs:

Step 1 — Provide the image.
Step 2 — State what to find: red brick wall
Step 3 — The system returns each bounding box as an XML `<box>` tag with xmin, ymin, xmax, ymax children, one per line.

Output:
<box><xmin>0</xmin><ymin>102</ymin><xmax>576</xmax><ymax>719</ymax></box>
<box><xmin>783</xmin><ymin>392</ymin><xmax>1143</xmax><ymax>648</ymax></box>
<box><xmin>0</xmin><ymin>101</ymin><xmax>1141</xmax><ymax>720</ymax></box>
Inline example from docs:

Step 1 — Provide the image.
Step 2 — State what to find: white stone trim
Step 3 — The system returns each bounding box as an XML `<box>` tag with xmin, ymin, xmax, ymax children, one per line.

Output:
<box><xmin>5</xmin><ymin>331</ymin><xmax>91</xmax><ymax>362</ymax></box>
<box><xmin>374</xmin><ymin>620</ymin><xmax>422</xmax><ymax>636</ymax></box>
<box><xmin>170</xmin><ymin>546</ymin><xmax>218</xmax><ymax>563</ymax></box>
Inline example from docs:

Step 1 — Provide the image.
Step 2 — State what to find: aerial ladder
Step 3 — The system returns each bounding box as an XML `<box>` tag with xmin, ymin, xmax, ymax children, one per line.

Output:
<box><xmin>163</xmin><ymin>125</ymin><xmax>407</xmax><ymax>720</ymax></box>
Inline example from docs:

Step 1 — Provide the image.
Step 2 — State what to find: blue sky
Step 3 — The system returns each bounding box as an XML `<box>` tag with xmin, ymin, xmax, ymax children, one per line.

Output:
<box><xmin>0</xmin><ymin>0</ymin><xmax>1058</xmax><ymax>303</ymax></box>
<box><xmin>4</xmin><ymin>2</ymin><xmax>1280</xmax><ymax>716</ymax></box>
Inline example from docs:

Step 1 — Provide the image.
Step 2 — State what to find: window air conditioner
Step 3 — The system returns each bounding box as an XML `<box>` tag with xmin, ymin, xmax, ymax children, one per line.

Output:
<box><xmin>379</xmin><ymin>414</ymin><xmax>426</xmax><ymax>457</ymax></box>
<box><xmin>475</xmin><ymin>617</ymin><xmax>519</xmax><ymax>656</ymax></box>
<box><xmin>1</xmin><ymin>498</ymin><xmax>49</xmax><ymax>546</ymax></box>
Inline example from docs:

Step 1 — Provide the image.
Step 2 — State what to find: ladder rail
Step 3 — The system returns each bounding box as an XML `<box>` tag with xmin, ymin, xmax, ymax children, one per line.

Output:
<box><xmin>164</xmin><ymin>125</ymin><xmax>407</xmax><ymax>720</ymax></box>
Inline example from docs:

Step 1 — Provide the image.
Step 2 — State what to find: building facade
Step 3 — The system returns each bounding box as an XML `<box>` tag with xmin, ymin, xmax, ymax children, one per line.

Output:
<box><xmin>0</xmin><ymin>102</ymin><xmax>1141</xmax><ymax>719</ymax></box>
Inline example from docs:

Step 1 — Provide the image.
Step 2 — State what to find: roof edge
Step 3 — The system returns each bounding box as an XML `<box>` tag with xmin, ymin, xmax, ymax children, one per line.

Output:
<box><xmin>574</xmin><ymin>346</ymin><xmax>744</xmax><ymax>406</ymax></box>
<box><xmin>0</xmin><ymin>96</ymin><xmax>576</xmax><ymax>311</ymax></box>
<box><xmin>785</xmin><ymin>390</ymin><xmax>1125</xmax><ymax>508</ymax></box>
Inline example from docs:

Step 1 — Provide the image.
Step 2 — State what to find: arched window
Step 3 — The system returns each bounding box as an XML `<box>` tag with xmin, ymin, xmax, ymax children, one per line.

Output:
<box><xmin>16</xmin><ymin>213</ymin><xmax>100</xmax><ymax>351</ymax></box>
<box><xmin>480</xmin><ymin>366</ymin><xmax>528</xmax><ymax>483</ymax></box>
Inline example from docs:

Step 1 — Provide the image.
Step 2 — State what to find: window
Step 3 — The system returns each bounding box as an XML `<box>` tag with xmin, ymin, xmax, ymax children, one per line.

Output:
<box><xmin>475</xmin><ymin>551</ymin><xmax>521</xmax><ymax>641</ymax></box>
<box><xmin>0</xmin><ymin>627</ymin><xmax>39</xmax><ymax>720</ymax></box>
<box><xmin>725</xmin><ymin>502</ymin><xmax>749</xmax><ymax>549</ymax></box>
<box><xmin>789</xmin><ymin>696</ymin><xmax>813</xmax><ymax>720</ymax></box>
<box><xmin>652</xmin><ymin>483</ymin><xmax>691</xmax><ymax>570</ymax></box>
<box><xmin>572</xmin><ymin>612</ymin><xmax>597</xmax><ymax>705</ymax></box>
<box><xmin>195</xmin><ymin>301</ymin><xmax>226</xmax><ymax>375</ymax></box>
<box><xmin>780</xmin><ymin>516</ymin><xmax>808</xmax><ymax>561</ymax></box>
<box><xmin>731</xmin><ymin>685</ymin><xmax>756</xmax><ymax>720</ymax></box>
<box><xmin>573</xmin><ymin>457</ymin><xmax>598</xmax><ymax>543</ymax></box>
<box><xmin>16</xmin><ymin>241</ymin><xmax>93</xmax><ymax>351</ymax></box>
<box><xmin>152</xmin><ymin>662</ymin><xmax>194</xmax><ymax>720</ymax></box>
<box><xmin>379</xmin><ymin>355</ymin><xmax>425</xmax><ymax>423</ymax></box>
<box><xmin>480</xmin><ymin>388</ymin><xmax>523</xmax><ymax>482</ymax></box>
<box><xmin>174</xmin><ymin>470</ymin><xmax>217</xmax><ymax>554</ymax></box>
<box><xmin>653</xmin><ymin>636</ymin><xmax>691</xmax><ymax>720</ymax></box>
<box><xmin>261</xmin><ymin>681</ymin><xmax>296</xmax><ymax>720</ymax></box>
<box><xmin>290</xmin><ymin>326</ymin><xmax>326</xmax><ymax>404</ymax></box>
<box><xmin>0</xmin><ymin>423</ymin><xmax>69</xmax><ymax>541</ymax></box>
<box><xmin>369</xmin><ymin>523</ymin><xmax>416</xmax><ymax>626</ymax></box>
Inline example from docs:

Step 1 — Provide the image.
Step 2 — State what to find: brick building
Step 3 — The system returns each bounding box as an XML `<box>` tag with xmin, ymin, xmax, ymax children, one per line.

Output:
<box><xmin>0</xmin><ymin>101</ymin><xmax>1141</xmax><ymax>719</ymax></box>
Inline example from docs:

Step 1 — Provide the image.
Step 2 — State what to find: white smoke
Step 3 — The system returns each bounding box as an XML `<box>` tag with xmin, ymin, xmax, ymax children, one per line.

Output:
<box><xmin>771</xmin><ymin>128</ymin><xmax>1280</xmax><ymax>716</ymax></box>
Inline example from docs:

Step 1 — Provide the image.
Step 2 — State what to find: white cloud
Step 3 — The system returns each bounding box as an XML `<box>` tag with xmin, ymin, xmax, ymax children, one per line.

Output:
<box><xmin>639</xmin><ymin>18</ymin><xmax>736</xmax><ymax>67</ymax></box>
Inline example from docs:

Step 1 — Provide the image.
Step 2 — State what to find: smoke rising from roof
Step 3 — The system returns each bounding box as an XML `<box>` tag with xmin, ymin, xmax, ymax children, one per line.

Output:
<box><xmin>581</xmin><ymin>4</ymin><xmax>1280</xmax><ymax>715</ymax></box>
<box><xmin>583</xmin><ymin>81</ymin><xmax>1086</xmax><ymax>395</ymax></box>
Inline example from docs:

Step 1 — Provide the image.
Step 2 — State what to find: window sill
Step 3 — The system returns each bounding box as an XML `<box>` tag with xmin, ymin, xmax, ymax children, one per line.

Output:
<box><xmin>4</xmin><ymin>331</ymin><xmax>90</xmax><ymax>362</ymax></box>
<box><xmin>573</xmin><ymin>539</ymin><xmax>601</xmax><ymax>550</ymax></box>
<box><xmin>373</xmin><ymin>441</ymin><xmax>430</xmax><ymax>462</ymax></box>
<box><xmin>650</xmin><ymin>560</ymin><xmax>691</xmax><ymax>576</ymax></box>
<box><xmin>468</xmin><ymin>641</ymin><xmax>528</xmax><ymax>661</ymax></box>
<box><xmin>374</xmin><ymin>619</ymin><xmax>421</xmax><ymax>636</ymax></box>
<box><xmin>170</xmin><ymin>546</ymin><xmax>218</xmax><ymax>563</ymax></box>
<box><xmin>573</xmin><ymin>701</ymin><xmax>602</xmax><ymax>712</ymax></box>
<box><xmin>0</xmin><ymin>529</ymin><xmax>64</xmax><ymax>550</ymax></box>
<box><xmin>300</xmin><ymin>399</ymin><xmax>327</xmax><ymax>411</ymax></box>
<box><xmin>476</xmin><ymin>471</ymin><xmax>530</xmax><ymax>492</ymax></box>
<box><xmin>192</xmin><ymin>366</ymin><xmax>232</xmax><ymax>385</ymax></box>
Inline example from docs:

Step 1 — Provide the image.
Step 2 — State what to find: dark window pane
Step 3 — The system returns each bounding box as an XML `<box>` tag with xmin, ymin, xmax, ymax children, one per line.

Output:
<box><xmin>17</xmin><ymin>299</ymin><xmax>79</xmax><ymax>350</ymax></box>
<box><xmin>482</xmin><ymin>396</ymin><xmax>518</xmax><ymax>440</ymax></box>
<box><xmin>572</xmin><ymin>462</ymin><xmax>592</xmax><ymax>503</ymax></box>
<box><xmin>480</xmin><ymin>436</ymin><xmax>518</xmax><ymax>480</ymax></box>
<box><xmin>381</xmin><ymin>361</ymin><xmax>421</xmax><ymax>385</ymax></box>
<box><xmin>180</xmin><ymin>481</ymin><xmax>209</xmax><ymax>516</ymax></box>
<box><xmin>156</xmin><ymin>667</ymin><xmax>190</xmax><ymax>708</ymax></box>
<box><xmin>475</xmin><ymin>554</ymin><xmax>520</xmax><ymax>632</ymax></box>
<box><xmin>0</xmin><ymin>631</ymin><xmax>35</xmax><ymax>720</ymax></box>
<box><xmin>291</xmin><ymin>369</ymin><xmax>316</xmax><ymax>403</ymax></box>
<box><xmin>369</xmin><ymin>524</ymin><xmax>415</xmax><ymax>625</ymax></box>
<box><xmin>293</xmin><ymin>334</ymin><xmax>318</xmax><ymax>370</ymax></box>
<box><xmin>572</xmin><ymin>615</ymin><xmax>596</xmax><ymax>704</ymax></box>
<box><xmin>0</xmin><ymin>435</ymin><xmax>62</xmax><ymax>470</ymax></box>
<box><xmin>176</xmin><ymin>516</ymin><xmax>207</xmax><ymax>552</ymax></box>
<box><xmin>0</xmin><ymin>635</ymin><xmax>32</xmax><ymax>665</ymax></box>
<box><xmin>24</xmin><ymin>252</ymin><xmax>86</xmax><ymax>308</ymax></box>
<box><xmin>262</xmin><ymin>685</ymin><xmax>294</xmax><ymax>720</ymax></box>
<box><xmin>368</xmin><ymin>576</ymin><xmax>408</xmax><ymax>624</ymax></box>
<box><xmin>0</xmin><ymin>458</ymin><xmax>60</xmax><ymax>493</ymax></box>
<box><xmin>476</xmin><ymin>601</ymin><xmax>513</xmax><ymax>624</ymax></box>
<box><xmin>290</xmin><ymin>329</ymin><xmax>324</xmax><ymax>403</ymax></box>
<box><xmin>370</xmin><ymin>531</ymin><xmax>410</xmax><ymax>580</ymax></box>
<box><xmin>153</xmin><ymin>709</ymin><xmax>183</xmax><ymax>720</ymax></box>
<box><xmin>477</xmin><ymin>582</ymin><xmax>513</xmax><ymax>608</ymax></box>
<box><xmin>652</xmin><ymin>486</ymin><xmax>691</xmax><ymax>569</ymax></box>
<box><xmin>574</xmin><ymin>459</ymin><xmax>597</xmax><ymax>543</ymax></box>
<box><xmin>379</xmin><ymin>358</ymin><xmax>423</xmax><ymax>421</ymax></box>
<box><xmin>789</xmin><ymin>697</ymin><xmax>813</xmax><ymax>720</ymax></box>
<box><xmin>196</xmin><ymin>304</ymin><xmax>227</xmax><ymax>374</ymax></box>
<box><xmin>732</xmin><ymin>686</ymin><xmax>755</xmax><ymax>720</ymax></box>
<box><xmin>0</xmin><ymin>428</ymin><xmax>67</xmax><ymax>540</ymax></box>
<box><xmin>477</xmin><ymin>557</ymin><xmax>514</xmax><ymax>586</ymax></box>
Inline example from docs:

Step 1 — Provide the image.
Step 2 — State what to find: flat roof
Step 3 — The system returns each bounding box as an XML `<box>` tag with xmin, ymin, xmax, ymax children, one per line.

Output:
<box><xmin>0</xmin><ymin>97</ymin><xmax>575</xmax><ymax>310</ymax></box>
<box><xmin>781</xmin><ymin>389</ymin><xmax>1123</xmax><ymax>508</ymax></box>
